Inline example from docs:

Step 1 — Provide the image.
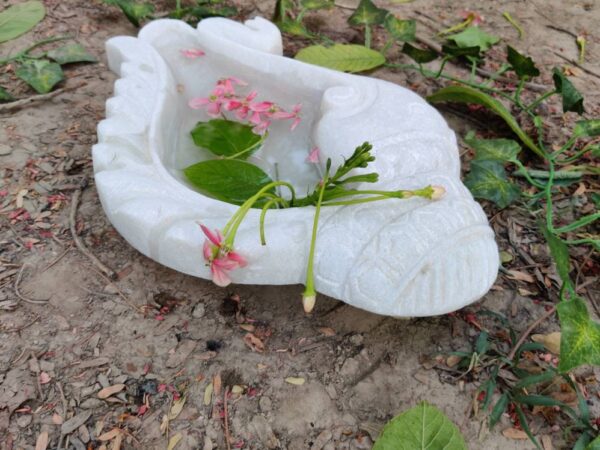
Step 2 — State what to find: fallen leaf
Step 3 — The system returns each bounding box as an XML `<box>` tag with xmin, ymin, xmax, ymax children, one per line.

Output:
<box><xmin>97</xmin><ymin>384</ymin><xmax>125</xmax><ymax>399</ymax></box>
<box><xmin>243</xmin><ymin>333</ymin><xmax>265</xmax><ymax>353</ymax></box>
<box><xmin>231</xmin><ymin>385</ymin><xmax>244</xmax><ymax>395</ymax></box>
<box><xmin>531</xmin><ymin>332</ymin><xmax>561</xmax><ymax>354</ymax></box>
<box><xmin>502</xmin><ymin>428</ymin><xmax>529</xmax><ymax>440</ymax></box>
<box><xmin>168</xmin><ymin>396</ymin><xmax>186</xmax><ymax>420</ymax></box>
<box><xmin>61</xmin><ymin>411</ymin><xmax>92</xmax><ymax>435</ymax></box>
<box><xmin>239</xmin><ymin>324</ymin><xmax>255</xmax><ymax>332</ymax></box>
<box><xmin>167</xmin><ymin>433</ymin><xmax>182</xmax><ymax>450</ymax></box>
<box><xmin>203</xmin><ymin>382</ymin><xmax>213</xmax><ymax>406</ymax></box>
<box><xmin>39</xmin><ymin>372</ymin><xmax>51</xmax><ymax>384</ymax></box>
<box><xmin>506</xmin><ymin>270</ymin><xmax>535</xmax><ymax>283</ymax></box>
<box><xmin>317</xmin><ymin>327</ymin><xmax>336</xmax><ymax>336</ymax></box>
<box><xmin>446</xmin><ymin>355</ymin><xmax>462</xmax><ymax>367</ymax></box>
<box><xmin>213</xmin><ymin>373</ymin><xmax>222</xmax><ymax>397</ymax></box>
<box><xmin>97</xmin><ymin>428</ymin><xmax>121</xmax><ymax>441</ymax></box>
<box><xmin>541</xmin><ymin>434</ymin><xmax>554</xmax><ymax>450</ymax></box>
<box><xmin>78</xmin><ymin>357</ymin><xmax>110</xmax><ymax>369</ymax></box>
<box><xmin>51</xmin><ymin>413</ymin><xmax>63</xmax><ymax>425</ymax></box>
<box><xmin>285</xmin><ymin>377</ymin><xmax>306</xmax><ymax>386</ymax></box>
<box><xmin>35</xmin><ymin>431</ymin><xmax>49</xmax><ymax>450</ymax></box>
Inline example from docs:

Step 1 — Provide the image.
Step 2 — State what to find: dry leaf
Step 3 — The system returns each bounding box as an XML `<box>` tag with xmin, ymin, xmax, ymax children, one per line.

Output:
<box><xmin>446</xmin><ymin>355</ymin><xmax>462</xmax><ymax>367</ymax></box>
<box><xmin>502</xmin><ymin>428</ymin><xmax>529</xmax><ymax>440</ymax></box>
<box><xmin>213</xmin><ymin>373</ymin><xmax>222</xmax><ymax>396</ymax></box>
<box><xmin>532</xmin><ymin>332</ymin><xmax>561</xmax><ymax>354</ymax></box>
<box><xmin>51</xmin><ymin>413</ymin><xmax>63</xmax><ymax>425</ymax></box>
<box><xmin>97</xmin><ymin>428</ymin><xmax>121</xmax><ymax>441</ymax></box>
<box><xmin>541</xmin><ymin>434</ymin><xmax>554</xmax><ymax>450</ymax></box>
<box><xmin>243</xmin><ymin>333</ymin><xmax>265</xmax><ymax>353</ymax></box>
<box><xmin>239</xmin><ymin>324</ymin><xmax>255</xmax><ymax>332</ymax></box>
<box><xmin>203</xmin><ymin>382</ymin><xmax>213</xmax><ymax>406</ymax></box>
<box><xmin>35</xmin><ymin>431</ymin><xmax>49</xmax><ymax>450</ymax></box>
<box><xmin>167</xmin><ymin>433</ymin><xmax>182</xmax><ymax>450</ymax></box>
<box><xmin>113</xmin><ymin>431</ymin><xmax>123</xmax><ymax>450</ymax></box>
<box><xmin>159</xmin><ymin>415</ymin><xmax>169</xmax><ymax>434</ymax></box>
<box><xmin>97</xmin><ymin>384</ymin><xmax>125</xmax><ymax>399</ymax></box>
<box><xmin>231</xmin><ymin>385</ymin><xmax>244</xmax><ymax>395</ymax></box>
<box><xmin>285</xmin><ymin>377</ymin><xmax>306</xmax><ymax>386</ymax></box>
<box><xmin>39</xmin><ymin>372</ymin><xmax>51</xmax><ymax>384</ymax></box>
<box><xmin>168</xmin><ymin>396</ymin><xmax>187</xmax><ymax>420</ymax></box>
<box><xmin>506</xmin><ymin>270</ymin><xmax>535</xmax><ymax>283</ymax></box>
<box><xmin>317</xmin><ymin>327</ymin><xmax>336</xmax><ymax>336</ymax></box>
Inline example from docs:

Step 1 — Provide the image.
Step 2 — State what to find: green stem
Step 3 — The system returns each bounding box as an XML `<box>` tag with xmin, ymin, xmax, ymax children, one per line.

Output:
<box><xmin>365</xmin><ymin>25</ymin><xmax>372</xmax><ymax>49</ymax></box>
<box><xmin>510</xmin><ymin>159</ymin><xmax>546</xmax><ymax>189</ymax></box>
<box><xmin>0</xmin><ymin>35</ymin><xmax>72</xmax><ymax>65</ymax></box>
<box><xmin>321</xmin><ymin>195</ymin><xmax>391</xmax><ymax>207</ymax></box>
<box><xmin>526</xmin><ymin>89</ymin><xmax>557</xmax><ymax>112</ymax></box>
<box><xmin>556</xmin><ymin>142</ymin><xmax>599</xmax><ymax>164</ymax></box>
<box><xmin>545</xmin><ymin>159</ymin><xmax>556</xmax><ymax>233</ymax></box>
<box><xmin>554</xmin><ymin>213</ymin><xmax>600</xmax><ymax>234</ymax></box>
<box><xmin>552</xmin><ymin>135</ymin><xmax>577</xmax><ymax>158</ymax></box>
<box><xmin>514</xmin><ymin>79</ymin><xmax>526</xmax><ymax>107</ymax></box>
<box><xmin>502</xmin><ymin>12</ymin><xmax>525</xmax><ymax>39</ymax></box>
<box><xmin>259</xmin><ymin>198</ymin><xmax>287</xmax><ymax>245</ymax></box>
<box><xmin>482</xmin><ymin>63</ymin><xmax>511</xmax><ymax>87</ymax></box>
<box><xmin>223</xmin><ymin>135</ymin><xmax>267</xmax><ymax>160</ymax></box>
<box><xmin>296</xmin><ymin>8</ymin><xmax>307</xmax><ymax>23</ymax></box>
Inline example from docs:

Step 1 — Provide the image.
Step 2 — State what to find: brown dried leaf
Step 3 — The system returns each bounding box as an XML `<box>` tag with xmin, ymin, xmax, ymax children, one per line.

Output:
<box><xmin>97</xmin><ymin>384</ymin><xmax>125</xmax><ymax>399</ymax></box>
<box><xmin>502</xmin><ymin>428</ymin><xmax>529</xmax><ymax>440</ymax></box>
<box><xmin>168</xmin><ymin>396</ymin><xmax>186</xmax><ymax>420</ymax></box>
<box><xmin>97</xmin><ymin>428</ymin><xmax>121</xmax><ymax>441</ymax></box>
<box><xmin>506</xmin><ymin>270</ymin><xmax>535</xmax><ymax>283</ymax></box>
<box><xmin>239</xmin><ymin>324</ymin><xmax>255</xmax><ymax>332</ymax></box>
<box><xmin>243</xmin><ymin>333</ymin><xmax>265</xmax><ymax>353</ymax></box>
<box><xmin>213</xmin><ymin>373</ymin><xmax>222</xmax><ymax>396</ymax></box>
<box><xmin>317</xmin><ymin>327</ymin><xmax>336</xmax><ymax>336</ymax></box>
<box><xmin>446</xmin><ymin>355</ymin><xmax>462</xmax><ymax>367</ymax></box>
<box><xmin>51</xmin><ymin>413</ymin><xmax>63</xmax><ymax>425</ymax></box>
<box><xmin>531</xmin><ymin>332</ymin><xmax>561</xmax><ymax>355</ymax></box>
<box><xmin>35</xmin><ymin>431</ymin><xmax>49</xmax><ymax>450</ymax></box>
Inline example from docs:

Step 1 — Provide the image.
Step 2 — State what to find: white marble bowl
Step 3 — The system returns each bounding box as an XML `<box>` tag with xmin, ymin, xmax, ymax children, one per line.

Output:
<box><xmin>93</xmin><ymin>17</ymin><xmax>499</xmax><ymax>317</ymax></box>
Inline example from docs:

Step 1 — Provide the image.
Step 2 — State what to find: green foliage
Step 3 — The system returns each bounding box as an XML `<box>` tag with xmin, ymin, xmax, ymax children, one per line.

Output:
<box><xmin>102</xmin><ymin>0</ymin><xmax>154</xmax><ymax>27</ymax></box>
<box><xmin>191</xmin><ymin>119</ymin><xmax>264</xmax><ymax>160</ymax></box>
<box><xmin>347</xmin><ymin>0</ymin><xmax>387</xmax><ymax>26</ymax></box>
<box><xmin>0</xmin><ymin>86</ymin><xmax>14</xmax><ymax>102</ymax></box>
<box><xmin>372</xmin><ymin>402</ymin><xmax>467</xmax><ymax>450</ymax></box>
<box><xmin>384</xmin><ymin>15</ymin><xmax>416</xmax><ymax>42</ymax></box>
<box><xmin>295</xmin><ymin>44</ymin><xmax>385</xmax><ymax>72</ymax></box>
<box><xmin>489</xmin><ymin>393</ymin><xmax>509</xmax><ymax>428</ymax></box>
<box><xmin>401</xmin><ymin>42</ymin><xmax>438</xmax><ymax>63</ymax></box>
<box><xmin>464</xmin><ymin>160</ymin><xmax>521</xmax><ymax>208</ymax></box>
<box><xmin>300</xmin><ymin>0</ymin><xmax>334</xmax><ymax>10</ymax></box>
<box><xmin>541</xmin><ymin>227</ymin><xmax>572</xmax><ymax>287</ymax></box>
<box><xmin>586</xmin><ymin>436</ymin><xmax>600</xmax><ymax>450</ymax></box>
<box><xmin>278</xmin><ymin>20</ymin><xmax>312</xmax><ymax>37</ymax></box>
<box><xmin>47</xmin><ymin>43</ymin><xmax>97</xmax><ymax>64</ymax></box>
<box><xmin>552</xmin><ymin>68</ymin><xmax>585</xmax><ymax>114</ymax></box>
<box><xmin>0</xmin><ymin>1</ymin><xmax>45</xmax><ymax>43</ymax></box>
<box><xmin>184</xmin><ymin>159</ymin><xmax>274</xmax><ymax>205</ymax></box>
<box><xmin>573</xmin><ymin>119</ymin><xmax>600</xmax><ymax>138</ymax></box>
<box><xmin>446</xmin><ymin>26</ymin><xmax>499</xmax><ymax>53</ymax></box>
<box><xmin>557</xmin><ymin>297</ymin><xmax>600</xmax><ymax>372</ymax></box>
<box><xmin>464</xmin><ymin>133</ymin><xmax>521</xmax><ymax>162</ymax></box>
<box><xmin>15</xmin><ymin>59</ymin><xmax>64</xmax><ymax>94</ymax></box>
<box><xmin>506</xmin><ymin>46</ymin><xmax>540</xmax><ymax>79</ymax></box>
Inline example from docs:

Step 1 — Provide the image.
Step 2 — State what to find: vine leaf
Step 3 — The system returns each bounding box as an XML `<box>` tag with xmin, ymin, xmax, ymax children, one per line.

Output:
<box><xmin>507</xmin><ymin>45</ymin><xmax>540</xmax><ymax>79</ymax></box>
<box><xmin>190</xmin><ymin>119</ymin><xmax>263</xmax><ymax>160</ymax></box>
<box><xmin>541</xmin><ymin>227</ymin><xmax>572</xmax><ymax>287</ymax></box>
<box><xmin>347</xmin><ymin>0</ymin><xmax>388</xmax><ymax>26</ymax></box>
<box><xmin>464</xmin><ymin>160</ymin><xmax>520</xmax><ymax>208</ymax></box>
<box><xmin>401</xmin><ymin>42</ymin><xmax>438</xmax><ymax>63</ymax></box>
<box><xmin>372</xmin><ymin>401</ymin><xmax>467</xmax><ymax>450</ymax></box>
<box><xmin>552</xmin><ymin>68</ymin><xmax>585</xmax><ymax>114</ymax></box>
<box><xmin>295</xmin><ymin>44</ymin><xmax>385</xmax><ymax>73</ymax></box>
<box><xmin>102</xmin><ymin>0</ymin><xmax>154</xmax><ymax>27</ymax></box>
<box><xmin>384</xmin><ymin>15</ymin><xmax>416</xmax><ymax>42</ymax></box>
<box><xmin>15</xmin><ymin>59</ymin><xmax>64</xmax><ymax>94</ymax></box>
<box><xmin>464</xmin><ymin>132</ymin><xmax>521</xmax><ymax>162</ymax></box>
<box><xmin>446</xmin><ymin>26</ymin><xmax>500</xmax><ymax>53</ymax></box>
<box><xmin>47</xmin><ymin>43</ymin><xmax>97</xmax><ymax>64</ymax></box>
<box><xmin>0</xmin><ymin>1</ymin><xmax>45</xmax><ymax>43</ymax></box>
<box><xmin>573</xmin><ymin>119</ymin><xmax>600</xmax><ymax>138</ymax></box>
<box><xmin>300</xmin><ymin>0</ymin><xmax>334</xmax><ymax>10</ymax></box>
<box><xmin>557</xmin><ymin>297</ymin><xmax>600</xmax><ymax>372</ymax></box>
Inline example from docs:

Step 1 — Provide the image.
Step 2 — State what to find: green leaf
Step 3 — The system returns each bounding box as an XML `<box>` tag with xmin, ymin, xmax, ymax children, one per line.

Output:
<box><xmin>541</xmin><ymin>227</ymin><xmax>571</xmax><ymax>286</ymax></box>
<box><xmin>427</xmin><ymin>85</ymin><xmax>544</xmax><ymax>158</ymax></box>
<box><xmin>15</xmin><ymin>59</ymin><xmax>64</xmax><ymax>94</ymax></box>
<box><xmin>513</xmin><ymin>370</ymin><xmax>556</xmax><ymax>389</ymax></box>
<box><xmin>184</xmin><ymin>159</ymin><xmax>274</xmax><ymax>205</ymax></box>
<box><xmin>401</xmin><ymin>42</ymin><xmax>438</xmax><ymax>63</ymax></box>
<box><xmin>47</xmin><ymin>43</ymin><xmax>97</xmax><ymax>65</ymax></box>
<box><xmin>464</xmin><ymin>160</ymin><xmax>520</xmax><ymax>208</ymax></box>
<box><xmin>277</xmin><ymin>20</ymin><xmax>312</xmax><ymax>37</ymax></box>
<box><xmin>301</xmin><ymin>0</ymin><xmax>334</xmax><ymax>10</ymax></box>
<box><xmin>372</xmin><ymin>402</ymin><xmax>467</xmax><ymax>450</ymax></box>
<box><xmin>187</xmin><ymin>5</ymin><xmax>237</xmax><ymax>19</ymax></box>
<box><xmin>489</xmin><ymin>393</ymin><xmax>509</xmax><ymax>429</ymax></box>
<box><xmin>348</xmin><ymin>0</ymin><xmax>388</xmax><ymax>26</ymax></box>
<box><xmin>102</xmin><ymin>0</ymin><xmax>154</xmax><ymax>27</ymax></box>
<box><xmin>295</xmin><ymin>44</ymin><xmax>385</xmax><ymax>73</ymax></box>
<box><xmin>464</xmin><ymin>132</ymin><xmax>521</xmax><ymax>162</ymax></box>
<box><xmin>384</xmin><ymin>15</ymin><xmax>416</xmax><ymax>42</ymax></box>
<box><xmin>586</xmin><ymin>435</ymin><xmax>600</xmax><ymax>450</ymax></box>
<box><xmin>506</xmin><ymin>45</ymin><xmax>540</xmax><ymax>79</ymax></box>
<box><xmin>0</xmin><ymin>86</ymin><xmax>14</xmax><ymax>102</ymax></box>
<box><xmin>513</xmin><ymin>394</ymin><xmax>566</xmax><ymax>408</ymax></box>
<box><xmin>573</xmin><ymin>119</ymin><xmax>600</xmax><ymax>138</ymax></box>
<box><xmin>475</xmin><ymin>331</ymin><xmax>490</xmax><ymax>354</ymax></box>
<box><xmin>514</xmin><ymin>404</ymin><xmax>541</xmax><ymax>450</ymax></box>
<box><xmin>441</xmin><ymin>44</ymin><xmax>481</xmax><ymax>59</ymax></box>
<box><xmin>446</xmin><ymin>26</ymin><xmax>500</xmax><ymax>53</ymax></box>
<box><xmin>557</xmin><ymin>297</ymin><xmax>600</xmax><ymax>372</ymax></box>
<box><xmin>552</xmin><ymin>68</ymin><xmax>585</xmax><ymax>115</ymax></box>
<box><xmin>0</xmin><ymin>1</ymin><xmax>45</xmax><ymax>43</ymax></box>
<box><xmin>191</xmin><ymin>119</ymin><xmax>263</xmax><ymax>160</ymax></box>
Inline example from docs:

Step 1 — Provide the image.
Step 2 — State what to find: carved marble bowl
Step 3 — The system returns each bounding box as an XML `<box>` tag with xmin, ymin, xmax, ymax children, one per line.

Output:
<box><xmin>93</xmin><ymin>17</ymin><xmax>499</xmax><ymax>317</ymax></box>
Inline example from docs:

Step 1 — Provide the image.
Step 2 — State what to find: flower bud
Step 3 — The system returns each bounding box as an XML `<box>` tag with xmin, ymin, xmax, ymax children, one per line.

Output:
<box><xmin>302</xmin><ymin>294</ymin><xmax>316</xmax><ymax>313</ymax></box>
<box><xmin>431</xmin><ymin>185</ymin><xmax>446</xmax><ymax>200</ymax></box>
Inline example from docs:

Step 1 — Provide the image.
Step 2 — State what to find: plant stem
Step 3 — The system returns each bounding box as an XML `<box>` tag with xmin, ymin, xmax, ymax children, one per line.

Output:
<box><xmin>526</xmin><ymin>89</ymin><xmax>557</xmax><ymax>112</ymax></box>
<box><xmin>0</xmin><ymin>35</ymin><xmax>72</xmax><ymax>65</ymax></box>
<box><xmin>554</xmin><ymin>212</ymin><xmax>600</xmax><ymax>234</ymax></box>
<box><xmin>511</xmin><ymin>159</ymin><xmax>546</xmax><ymax>189</ymax></box>
<box><xmin>365</xmin><ymin>25</ymin><xmax>372</xmax><ymax>49</ymax></box>
<box><xmin>259</xmin><ymin>198</ymin><xmax>287</xmax><ymax>245</ymax></box>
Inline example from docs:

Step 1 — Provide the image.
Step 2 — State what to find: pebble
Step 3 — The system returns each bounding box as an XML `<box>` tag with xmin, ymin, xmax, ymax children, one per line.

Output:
<box><xmin>192</xmin><ymin>303</ymin><xmax>206</xmax><ymax>318</ymax></box>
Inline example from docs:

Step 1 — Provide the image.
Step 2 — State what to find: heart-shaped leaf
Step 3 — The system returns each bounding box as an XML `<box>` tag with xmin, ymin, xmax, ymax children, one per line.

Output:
<box><xmin>277</xmin><ymin>20</ymin><xmax>312</xmax><ymax>37</ymax></box>
<box><xmin>47</xmin><ymin>43</ymin><xmax>97</xmax><ymax>65</ymax></box>
<box><xmin>446</xmin><ymin>26</ymin><xmax>499</xmax><ymax>53</ymax></box>
<box><xmin>372</xmin><ymin>401</ymin><xmax>467</xmax><ymax>450</ymax></box>
<box><xmin>573</xmin><ymin>119</ymin><xmax>600</xmax><ymax>138</ymax></box>
<box><xmin>295</xmin><ymin>44</ymin><xmax>385</xmax><ymax>73</ymax></box>
<box><xmin>506</xmin><ymin>45</ymin><xmax>540</xmax><ymax>79</ymax></box>
<box><xmin>384</xmin><ymin>15</ymin><xmax>416</xmax><ymax>42</ymax></box>
<box><xmin>301</xmin><ymin>0</ymin><xmax>334</xmax><ymax>10</ymax></box>
<box><xmin>191</xmin><ymin>119</ymin><xmax>263</xmax><ymax>160</ymax></box>
<box><xmin>464</xmin><ymin>132</ymin><xmax>521</xmax><ymax>162</ymax></box>
<box><xmin>0</xmin><ymin>86</ymin><xmax>14</xmax><ymax>102</ymax></box>
<box><xmin>348</xmin><ymin>0</ymin><xmax>388</xmax><ymax>26</ymax></box>
<box><xmin>552</xmin><ymin>68</ymin><xmax>585</xmax><ymax>115</ymax></box>
<box><xmin>102</xmin><ymin>0</ymin><xmax>154</xmax><ymax>27</ymax></box>
<box><xmin>15</xmin><ymin>59</ymin><xmax>64</xmax><ymax>94</ymax></box>
<box><xmin>401</xmin><ymin>42</ymin><xmax>438</xmax><ymax>63</ymax></box>
<box><xmin>184</xmin><ymin>159</ymin><xmax>274</xmax><ymax>205</ymax></box>
<box><xmin>0</xmin><ymin>1</ymin><xmax>45</xmax><ymax>43</ymax></box>
<box><xmin>558</xmin><ymin>297</ymin><xmax>600</xmax><ymax>372</ymax></box>
<box><xmin>464</xmin><ymin>159</ymin><xmax>521</xmax><ymax>208</ymax></box>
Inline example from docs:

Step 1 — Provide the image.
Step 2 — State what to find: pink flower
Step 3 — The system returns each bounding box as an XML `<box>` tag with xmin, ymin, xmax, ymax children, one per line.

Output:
<box><xmin>189</xmin><ymin>89</ymin><xmax>225</xmax><ymax>117</ymax></box>
<box><xmin>199</xmin><ymin>224</ymin><xmax>247</xmax><ymax>287</ymax></box>
<box><xmin>252</xmin><ymin>120</ymin><xmax>271</xmax><ymax>135</ymax></box>
<box><xmin>460</xmin><ymin>10</ymin><xmax>484</xmax><ymax>25</ymax></box>
<box><xmin>271</xmin><ymin>104</ymin><xmax>302</xmax><ymax>130</ymax></box>
<box><xmin>181</xmin><ymin>48</ymin><xmax>206</xmax><ymax>59</ymax></box>
<box><xmin>306</xmin><ymin>146</ymin><xmax>320</xmax><ymax>163</ymax></box>
<box><xmin>216</xmin><ymin>77</ymin><xmax>247</xmax><ymax>96</ymax></box>
<box><xmin>224</xmin><ymin>91</ymin><xmax>258</xmax><ymax>120</ymax></box>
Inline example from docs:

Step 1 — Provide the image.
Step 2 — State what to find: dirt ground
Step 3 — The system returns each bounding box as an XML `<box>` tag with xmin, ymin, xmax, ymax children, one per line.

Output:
<box><xmin>1</xmin><ymin>0</ymin><xmax>599</xmax><ymax>449</ymax></box>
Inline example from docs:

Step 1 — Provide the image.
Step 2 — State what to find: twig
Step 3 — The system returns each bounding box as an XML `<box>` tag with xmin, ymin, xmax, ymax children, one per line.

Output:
<box><xmin>70</xmin><ymin>188</ymin><xmax>117</xmax><ymax>280</ymax></box>
<box><xmin>507</xmin><ymin>306</ymin><xmax>557</xmax><ymax>361</ymax></box>
<box><xmin>40</xmin><ymin>246</ymin><xmax>72</xmax><ymax>273</ymax></box>
<box><xmin>14</xmin><ymin>265</ymin><xmax>50</xmax><ymax>304</ymax></box>
<box><xmin>553</xmin><ymin>52</ymin><xmax>600</xmax><ymax>80</ymax></box>
<box><xmin>223</xmin><ymin>388</ymin><xmax>232</xmax><ymax>450</ymax></box>
<box><xmin>0</xmin><ymin>82</ymin><xmax>87</xmax><ymax>114</ymax></box>
<box><xmin>2</xmin><ymin>315</ymin><xmax>40</xmax><ymax>333</ymax></box>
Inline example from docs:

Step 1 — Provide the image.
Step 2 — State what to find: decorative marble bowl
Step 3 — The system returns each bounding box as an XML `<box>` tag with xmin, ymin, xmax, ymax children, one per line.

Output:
<box><xmin>93</xmin><ymin>17</ymin><xmax>499</xmax><ymax>317</ymax></box>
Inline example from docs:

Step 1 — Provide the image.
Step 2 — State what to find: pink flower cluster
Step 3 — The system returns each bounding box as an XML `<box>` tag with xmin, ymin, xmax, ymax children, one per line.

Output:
<box><xmin>189</xmin><ymin>77</ymin><xmax>302</xmax><ymax>134</ymax></box>
<box><xmin>200</xmin><ymin>224</ymin><xmax>246</xmax><ymax>287</ymax></box>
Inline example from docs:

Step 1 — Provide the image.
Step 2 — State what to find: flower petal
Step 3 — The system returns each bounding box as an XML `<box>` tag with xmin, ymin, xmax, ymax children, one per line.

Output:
<box><xmin>199</xmin><ymin>224</ymin><xmax>222</xmax><ymax>247</ymax></box>
<box><xmin>227</xmin><ymin>251</ymin><xmax>247</xmax><ymax>268</ymax></box>
<box><xmin>211</xmin><ymin>264</ymin><xmax>231</xmax><ymax>287</ymax></box>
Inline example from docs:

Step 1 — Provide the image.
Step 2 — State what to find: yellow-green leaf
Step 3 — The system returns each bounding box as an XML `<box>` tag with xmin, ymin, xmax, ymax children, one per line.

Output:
<box><xmin>296</xmin><ymin>44</ymin><xmax>385</xmax><ymax>73</ymax></box>
<box><xmin>348</xmin><ymin>0</ymin><xmax>388</xmax><ymax>26</ymax></box>
<box><xmin>0</xmin><ymin>1</ymin><xmax>45</xmax><ymax>43</ymax></box>
<box><xmin>464</xmin><ymin>160</ymin><xmax>520</xmax><ymax>208</ymax></box>
<box><xmin>446</xmin><ymin>26</ymin><xmax>499</xmax><ymax>53</ymax></box>
<box><xmin>15</xmin><ymin>59</ymin><xmax>64</xmax><ymax>94</ymax></box>
<box><xmin>47</xmin><ymin>43</ymin><xmax>97</xmax><ymax>65</ymax></box>
<box><xmin>558</xmin><ymin>297</ymin><xmax>600</xmax><ymax>372</ymax></box>
<box><xmin>384</xmin><ymin>15</ymin><xmax>416</xmax><ymax>42</ymax></box>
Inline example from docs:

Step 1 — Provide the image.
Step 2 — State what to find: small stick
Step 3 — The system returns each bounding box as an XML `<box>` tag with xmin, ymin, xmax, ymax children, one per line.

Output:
<box><xmin>0</xmin><ymin>82</ymin><xmax>87</xmax><ymax>114</ymax></box>
<box><xmin>40</xmin><ymin>246</ymin><xmax>72</xmax><ymax>273</ymax></box>
<box><xmin>14</xmin><ymin>265</ymin><xmax>50</xmax><ymax>305</ymax></box>
<box><xmin>70</xmin><ymin>189</ymin><xmax>117</xmax><ymax>280</ymax></box>
<box><xmin>223</xmin><ymin>388</ymin><xmax>232</xmax><ymax>450</ymax></box>
<box><xmin>507</xmin><ymin>306</ymin><xmax>557</xmax><ymax>361</ymax></box>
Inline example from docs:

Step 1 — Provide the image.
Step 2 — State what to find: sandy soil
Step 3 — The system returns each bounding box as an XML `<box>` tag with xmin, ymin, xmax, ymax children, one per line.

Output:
<box><xmin>1</xmin><ymin>0</ymin><xmax>599</xmax><ymax>449</ymax></box>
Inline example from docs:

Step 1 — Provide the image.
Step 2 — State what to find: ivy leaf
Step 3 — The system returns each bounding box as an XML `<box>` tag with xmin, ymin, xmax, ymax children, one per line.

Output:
<box><xmin>15</xmin><ymin>59</ymin><xmax>64</xmax><ymax>94</ymax></box>
<box><xmin>0</xmin><ymin>1</ymin><xmax>45</xmax><ymax>43</ymax></box>
<box><xmin>47</xmin><ymin>43</ymin><xmax>97</xmax><ymax>65</ymax></box>
<box><xmin>277</xmin><ymin>20</ymin><xmax>312</xmax><ymax>38</ymax></box>
<box><xmin>300</xmin><ymin>0</ymin><xmax>334</xmax><ymax>10</ymax></box>
<box><xmin>0</xmin><ymin>86</ymin><xmax>14</xmax><ymax>102</ymax></box>
<box><xmin>102</xmin><ymin>0</ymin><xmax>154</xmax><ymax>27</ymax></box>
<box><xmin>557</xmin><ymin>297</ymin><xmax>600</xmax><ymax>372</ymax></box>
<box><xmin>348</xmin><ymin>0</ymin><xmax>388</xmax><ymax>26</ymax></box>
<box><xmin>184</xmin><ymin>159</ymin><xmax>274</xmax><ymax>205</ymax></box>
<box><xmin>446</xmin><ymin>26</ymin><xmax>500</xmax><ymax>53</ymax></box>
<box><xmin>464</xmin><ymin>160</ymin><xmax>520</xmax><ymax>208</ymax></box>
<box><xmin>441</xmin><ymin>43</ymin><xmax>481</xmax><ymax>59</ymax></box>
<box><xmin>295</xmin><ymin>44</ymin><xmax>385</xmax><ymax>73</ymax></box>
<box><xmin>573</xmin><ymin>119</ymin><xmax>600</xmax><ymax>138</ymax></box>
<box><xmin>464</xmin><ymin>132</ymin><xmax>521</xmax><ymax>162</ymax></box>
<box><xmin>506</xmin><ymin>45</ymin><xmax>540</xmax><ymax>79</ymax></box>
<box><xmin>401</xmin><ymin>42</ymin><xmax>438</xmax><ymax>63</ymax></box>
<box><xmin>552</xmin><ymin>68</ymin><xmax>585</xmax><ymax>115</ymax></box>
<box><xmin>372</xmin><ymin>401</ymin><xmax>467</xmax><ymax>450</ymax></box>
<box><xmin>384</xmin><ymin>15</ymin><xmax>416</xmax><ymax>42</ymax></box>
<box><xmin>191</xmin><ymin>119</ymin><xmax>263</xmax><ymax>160</ymax></box>
<box><xmin>541</xmin><ymin>227</ymin><xmax>572</xmax><ymax>287</ymax></box>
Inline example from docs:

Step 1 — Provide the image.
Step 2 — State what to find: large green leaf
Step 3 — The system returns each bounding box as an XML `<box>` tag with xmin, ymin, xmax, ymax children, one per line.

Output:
<box><xmin>464</xmin><ymin>160</ymin><xmax>521</xmax><ymax>208</ymax></box>
<box><xmin>446</xmin><ymin>26</ymin><xmax>499</xmax><ymax>53</ymax></box>
<box><xmin>552</xmin><ymin>68</ymin><xmax>585</xmax><ymax>115</ymax></box>
<box><xmin>184</xmin><ymin>159</ymin><xmax>274</xmax><ymax>205</ymax></box>
<box><xmin>0</xmin><ymin>86</ymin><xmax>13</xmax><ymax>102</ymax></box>
<box><xmin>573</xmin><ymin>119</ymin><xmax>600</xmax><ymax>138</ymax></box>
<box><xmin>557</xmin><ymin>297</ymin><xmax>600</xmax><ymax>372</ymax></box>
<box><xmin>464</xmin><ymin>132</ymin><xmax>521</xmax><ymax>162</ymax></box>
<box><xmin>372</xmin><ymin>402</ymin><xmax>467</xmax><ymax>450</ymax></box>
<box><xmin>427</xmin><ymin>85</ymin><xmax>544</xmax><ymax>158</ymax></box>
<box><xmin>295</xmin><ymin>44</ymin><xmax>385</xmax><ymax>73</ymax></box>
<box><xmin>191</xmin><ymin>119</ymin><xmax>263</xmax><ymax>160</ymax></box>
<box><xmin>0</xmin><ymin>1</ymin><xmax>45</xmax><ymax>43</ymax></box>
<box><xmin>47</xmin><ymin>43</ymin><xmax>97</xmax><ymax>65</ymax></box>
<box><xmin>401</xmin><ymin>42</ymin><xmax>438</xmax><ymax>63</ymax></box>
<box><xmin>102</xmin><ymin>0</ymin><xmax>154</xmax><ymax>27</ymax></box>
<box><xmin>15</xmin><ymin>59</ymin><xmax>64</xmax><ymax>94</ymax></box>
<box><xmin>300</xmin><ymin>0</ymin><xmax>334</xmax><ymax>10</ymax></box>
<box><xmin>384</xmin><ymin>15</ymin><xmax>416</xmax><ymax>42</ymax></box>
<box><xmin>586</xmin><ymin>436</ymin><xmax>600</xmax><ymax>450</ymax></box>
<box><xmin>541</xmin><ymin>227</ymin><xmax>571</xmax><ymax>286</ymax></box>
<box><xmin>507</xmin><ymin>45</ymin><xmax>540</xmax><ymax>79</ymax></box>
<box><xmin>348</xmin><ymin>0</ymin><xmax>388</xmax><ymax>26</ymax></box>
